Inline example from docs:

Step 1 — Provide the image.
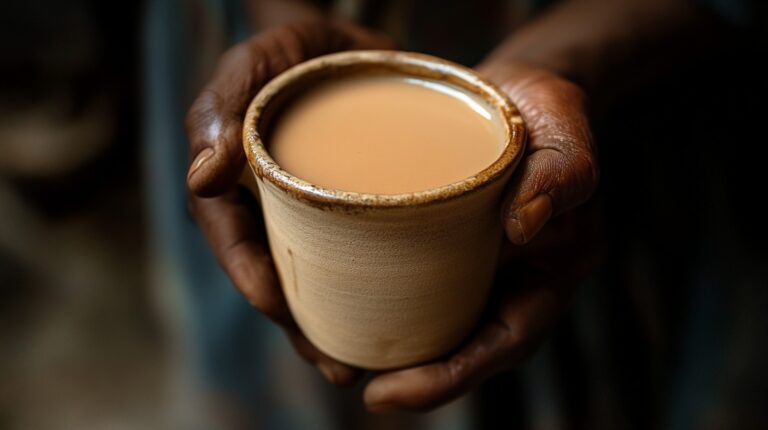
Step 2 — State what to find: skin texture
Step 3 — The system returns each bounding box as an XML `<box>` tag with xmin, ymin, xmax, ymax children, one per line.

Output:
<box><xmin>185</xmin><ymin>0</ymin><xmax>709</xmax><ymax>413</ymax></box>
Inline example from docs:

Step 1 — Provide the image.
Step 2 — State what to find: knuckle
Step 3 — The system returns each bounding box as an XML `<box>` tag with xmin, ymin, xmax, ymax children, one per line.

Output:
<box><xmin>184</xmin><ymin>90</ymin><xmax>219</xmax><ymax>139</ymax></box>
<box><xmin>219</xmin><ymin>44</ymin><xmax>249</xmax><ymax>70</ymax></box>
<box><xmin>445</xmin><ymin>355</ymin><xmax>469</xmax><ymax>390</ymax></box>
<box><xmin>541</xmin><ymin>73</ymin><xmax>586</xmax><ymax>104</ymax></box>
<box><xmin>498</xmin><ymin>325</ymin><xmax>519</xmax><ymax>353</ymax></box>
<box><xmin>559</xmin><ymin>78</ymin><xmax>587</xmax><ymax>104</ymax></box>
<box><xmin>492</xmin><ymin>318</ymin><xmax>527</xmax><ymax>361</ymax></box>
<box><xmin>183</xmin><ymin>103</ymin><xmax>200</xmax><ymax>137</ymax></box>
<box><xmin>541</xmin><ymin>77</ymin><xmax>589</xmax><ymax>121</ymax></box>
<box><xmin>241</xmin><ymin>22</ymin><xmax>331</xmax><ymax>79</ymax></box>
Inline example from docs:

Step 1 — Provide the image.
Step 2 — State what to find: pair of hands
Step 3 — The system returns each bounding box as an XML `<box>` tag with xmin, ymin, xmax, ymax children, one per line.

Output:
<box><xmin>185</xmin><ymin>20</ymin><xmax>599</xmax><ymax>412</ymax></box>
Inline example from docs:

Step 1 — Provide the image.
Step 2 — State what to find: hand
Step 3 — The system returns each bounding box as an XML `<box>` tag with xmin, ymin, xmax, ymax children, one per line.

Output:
<box><xmin>363</xmin><ymin>63</ymin><xmax>601</xmax><ymax>412</ymax></box>
<box><xmin>185</xmin><ymin>19</ymin><xmax>394</xmax><ymax>386</ymax></box>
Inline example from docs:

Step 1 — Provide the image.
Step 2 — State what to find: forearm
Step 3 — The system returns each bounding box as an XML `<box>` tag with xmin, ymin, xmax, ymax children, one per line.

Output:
<box><xmin>483</xmin><ymin>0</ymin><xmax>717</xmax><ymax>109</ymax></box>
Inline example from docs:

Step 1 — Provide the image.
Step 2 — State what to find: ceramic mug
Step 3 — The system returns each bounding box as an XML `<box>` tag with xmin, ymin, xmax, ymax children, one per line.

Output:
<box><xmin>242</xmin><ymin>50</ymin><xmax>526</xmax><ymax>369</ymax></box>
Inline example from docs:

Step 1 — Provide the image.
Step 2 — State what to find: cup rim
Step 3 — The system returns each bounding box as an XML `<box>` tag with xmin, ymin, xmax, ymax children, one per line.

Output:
<box><xmin>243</xmin><ymin>50</ymin><xmax>526</xmax><ymax>209</ymax></box>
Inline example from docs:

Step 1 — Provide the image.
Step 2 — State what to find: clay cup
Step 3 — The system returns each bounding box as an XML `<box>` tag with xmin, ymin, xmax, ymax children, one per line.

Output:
<box><xmin>242</xmin><ymin>50</ymin><xmax>526</xmax><ymax>369</ymax></box>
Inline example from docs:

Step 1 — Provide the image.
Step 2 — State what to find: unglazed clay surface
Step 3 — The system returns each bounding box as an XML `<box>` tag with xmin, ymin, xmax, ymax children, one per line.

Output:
<box><xmin>258</xmin><ymin>175</ymin><xmax>508</xmax><ymax>368</ymax></box>
<box><xmin>243</xmin><ymin>51</ymin><xmax>526</xmax><ymax>369</ymax></box>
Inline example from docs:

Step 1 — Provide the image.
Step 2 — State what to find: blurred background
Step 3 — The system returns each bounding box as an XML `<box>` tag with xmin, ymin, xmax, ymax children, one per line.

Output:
<box><xmin>1</xmin><ymin>0</ymin><xmax>767</xmax><ymax>429</ymax></box>
<box><xmin>0</xmin><ymin>1</ymin><xmax>159</xmax><ymax>428</ymax></box>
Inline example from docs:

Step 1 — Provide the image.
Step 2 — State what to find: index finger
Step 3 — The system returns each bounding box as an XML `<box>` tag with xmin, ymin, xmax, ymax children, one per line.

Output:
<box><xmin>185</xmin><ymin>20</ymin><xmax>392</xmax><ymax>197</ymax></box>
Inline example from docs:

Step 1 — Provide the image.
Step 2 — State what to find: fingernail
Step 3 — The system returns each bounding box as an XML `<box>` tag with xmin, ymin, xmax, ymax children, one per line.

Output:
<box><xmin>367</xmin><ymin>402</ymin><xmax>397</xmax><ymax>414</ymax></box>
<box><xmin>188</xmin><ymin>147</ymin><xmax>215</xmax><ymax>181</ymax></box>
<box><xmin>317</xmin><ymin>363</ymin><xmax>337</xmax><ymax>385</ymax></box>
<box><xmin>507</xmin><ymin>194</ymin><xmax>553</xmax><ymax>244</ymax></box>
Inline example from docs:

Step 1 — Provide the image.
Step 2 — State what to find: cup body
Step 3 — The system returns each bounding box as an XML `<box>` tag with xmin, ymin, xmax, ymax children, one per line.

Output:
<box><xmin>243</xmin><ymin>51</ymin><xmax>525</xmax><ymax>369</ymax></box>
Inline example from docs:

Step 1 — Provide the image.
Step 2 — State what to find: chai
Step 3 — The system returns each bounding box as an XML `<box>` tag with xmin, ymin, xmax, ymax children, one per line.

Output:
<box><xmin>268</xmin><ymin>75</ymin><xmax>505</xmax><ymax>194</ymax></box>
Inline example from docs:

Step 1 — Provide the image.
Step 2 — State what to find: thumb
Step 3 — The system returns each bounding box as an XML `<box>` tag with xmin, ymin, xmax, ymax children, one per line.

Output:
<box><xmin>491</xmin><ymin>65</ymin><xmax>599</xmax><ymax>244</ymax></box>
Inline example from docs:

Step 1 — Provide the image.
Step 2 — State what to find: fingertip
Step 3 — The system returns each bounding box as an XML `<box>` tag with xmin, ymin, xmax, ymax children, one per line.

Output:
<box><xmin>317</xmin><ymin>363</ymin><xmax>338</xmax><ymax>384</ymax></box>
<box><xmin>505</xmin><ymin>194</ymin><xmax>553</xmax><ymax>245</ymax></box>
<box><xmin>187</xmin><ymin>146</ymin><xmax>245</xmax><ymax>197</ymax></box>
<box><xmin>363</xmin><ymin>374</ymin><xmax>397</xmax><ymax>409</ymax></box>
<box><xmin>334</xmin><ymin>365</ymin><xmax>364</xmax><ymax>387</ymax></box>
<box><xmin>187</xmin><ymin>147</ymin><xmax>215</xmax><ymax>193</ymax></box>
<box><xmin>318</xmin><ymin>361</ymin><xmax>363</xmax><ymax>387</ymax></box>
<box><xmin>505</xmin><ymin>217</ymin><xmax>527</xmax><ymax>245</ymax></box>
<box><xmin>363</xmin><ymin>369</ymin><xmax>429</xmax><ymax>410</ymax></box>
<box><xmin>363</xmin><ymin>368</ymin><xmax>446</xmax><ymax>413</ymax></box>
<box><xmin>283</xmin><ymin>328</ymin><xmax>364</xmax><ymax>386</ymax></box>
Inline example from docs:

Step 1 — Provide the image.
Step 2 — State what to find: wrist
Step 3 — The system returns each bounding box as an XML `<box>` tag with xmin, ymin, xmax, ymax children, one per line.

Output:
<box><xmin>246</xmin><ymin>0</ymin><xmax>327</xmax><ymax>31</ymax></box>
<box><xmin>481</xmin><ymin>0</ymin><xmax>713</xmax><ymax>112</ymax></box>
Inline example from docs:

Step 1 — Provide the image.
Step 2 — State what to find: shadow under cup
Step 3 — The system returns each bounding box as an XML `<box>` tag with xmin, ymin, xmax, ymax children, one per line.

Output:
<box><xmin>242</xmin><ymin>50</ymin><xmax>526</xmax><ymax>369</ymax></box>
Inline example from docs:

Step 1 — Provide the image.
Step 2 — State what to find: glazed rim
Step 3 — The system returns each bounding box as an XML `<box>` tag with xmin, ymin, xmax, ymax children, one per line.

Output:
<box><xmin>243</xmin><ymin>50</ymin><xmax>526</xmax><ymax>208</ymax></box>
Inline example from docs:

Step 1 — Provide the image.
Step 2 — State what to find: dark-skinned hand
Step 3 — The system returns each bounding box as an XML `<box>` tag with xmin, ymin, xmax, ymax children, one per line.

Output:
<box><xmin>362</xmin><ymin>62</ymin><xmax>600</xmax><ymax>412</ymax></box>
<box><xmin>185</xmin><ymin>19</ymin><xmax>599</xmax><ymax>412</ymax></box>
